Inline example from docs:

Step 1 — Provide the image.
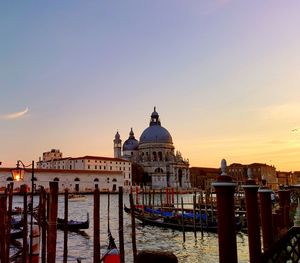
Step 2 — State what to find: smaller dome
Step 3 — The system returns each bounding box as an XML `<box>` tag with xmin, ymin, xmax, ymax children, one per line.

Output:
<box><xmin>123</xmin><ymin>128</ymin><xmax>139</xmax><ymax>151</ymax></box>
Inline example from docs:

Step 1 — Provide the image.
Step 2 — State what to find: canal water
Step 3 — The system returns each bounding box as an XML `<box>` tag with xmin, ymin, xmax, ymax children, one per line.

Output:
<box><xmin>13</xmin><ymin>194</ymin><xmax>250</xmax><ymax>263</ymax></box>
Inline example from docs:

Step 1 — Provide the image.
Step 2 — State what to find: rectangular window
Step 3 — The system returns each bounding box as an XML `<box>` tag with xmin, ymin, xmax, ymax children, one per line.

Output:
<box><xmin>88</xmin><ymin>165</ymin><xmax>90</xmax><ymax>169</ymax></box>
<box><xmin>95</xmin><ymin>165</ymin><xmax>97</xmax><ymax>169</ymax></box>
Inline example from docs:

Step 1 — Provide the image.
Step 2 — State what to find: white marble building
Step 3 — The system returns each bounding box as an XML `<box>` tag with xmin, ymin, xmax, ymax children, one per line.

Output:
<box><xmin>114</xmin><ymin>107</ymin><xmax>191</xmax><ymax>189</ymax></box>
<box><xmin>0</xmin><ymin>167</ymin><xmax>124</xmax><ymax>193</ymax></box>
<box><xmin>37</xmin><ymin>154</ymin><xmax>132</xmax><ymax>188</ymax></box>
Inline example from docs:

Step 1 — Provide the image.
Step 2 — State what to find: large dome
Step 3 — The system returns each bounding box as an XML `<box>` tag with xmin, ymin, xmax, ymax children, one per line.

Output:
<box><xmin>139</xmin><ymin>107</ymin><xmax>173</xmax><ymax>145</ymax></box>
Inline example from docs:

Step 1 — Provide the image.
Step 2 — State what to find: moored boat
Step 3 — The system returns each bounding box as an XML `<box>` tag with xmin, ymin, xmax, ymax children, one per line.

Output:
<box><xmin>68</xmin><ymin>194</ymin><xmax>87</xmax><ymax>202</ymax></box>
<box><xmin>10</xmin><ymin>228</ymin><xmax>24</xmax><ymax>240</ymax></box>
<box><xmin>101</xmin><ymin>231</ymin><xmax>120</xmax><ymax>263</ymax></box>
<box><xmin>124</xmin><ymin>205</ymin><xmax>242</xmax><ymax>233</ymax></box>
<box><xmin>57</xmin><ymin>213</ymin><xmax>89</xmax><ymax>231</ymax></box>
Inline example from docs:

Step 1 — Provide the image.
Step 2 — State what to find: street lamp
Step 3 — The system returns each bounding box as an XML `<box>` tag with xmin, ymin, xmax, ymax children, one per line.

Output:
<box><xmin>11</xmin><ymin>160</ymin><xmax>35</xmax><ymax>263</ymax></box>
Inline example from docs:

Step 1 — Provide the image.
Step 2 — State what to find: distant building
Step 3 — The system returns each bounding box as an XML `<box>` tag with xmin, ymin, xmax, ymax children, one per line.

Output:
<box><xmin>228</xmin><ymin>162</ymin><xmax>277</xmax><ymax>189</ymax></box>
<box><xmin>41</xmin><ymin>149</ymin><xmax>62</xmax><ymax>162</ymax></box>
<box><xmin>190</xmin><ymin>167</ymin><xmax>220</xmax><ymax>190</ymax></box>
<box><xmin>37</xmin><ymin>152</ymin><xmax>132</xmax><ymax>188</ymax></box>
<box><xmin>293</xmin><ymin>171</ymin><xmax>300</xmax><ymax>184</ymax></box>
<box><xmin>114</xmin><ymin>107</ymin><xmax>191</xmax><ymax>189</ymax></box>
<box><xmin>277</xmin><ymin>171</ymin><xmax>293</xmax><ymax>186</ymax></box>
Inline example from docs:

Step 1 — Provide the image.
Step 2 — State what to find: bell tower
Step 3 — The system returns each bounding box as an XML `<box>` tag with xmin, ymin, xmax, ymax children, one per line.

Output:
<box><xmin>113</xmin><ymin>131</ymin><xmax>122</xmax><ymax>158</ymax></box>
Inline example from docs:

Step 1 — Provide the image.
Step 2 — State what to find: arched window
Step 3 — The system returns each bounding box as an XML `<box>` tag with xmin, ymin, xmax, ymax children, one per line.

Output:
<box><xmin>53</xmin><ymin>177</ymin><xmax>59</xmax><ymax>181</ymax></box>
<box><xmin>112</xmin><ymin>178</ymin><xmax>117</xmax><ymax>182</ymax></box>
<box><xmin>154</xmin><ymin>168</ymin><xmax>163</xmax><ymax>173</ymax></box>
<box><xmin>178</xmin><ymin>169</ymin><xmax>183</xmax><ymax>187</ymax></box>
<box><xmin>6</xmin><ymin>177</ymin><xmax>13</xmax><ymax>181</ymax></box>
<box><xmin>158</xmin><ymin>152</ymin><xmax>163</xmax><ymax>161</ymax></box>
<box><xmin>94</xmin><ymin>178</ymin><xmax>99</xmax><ymax>182</ymax></box>
<box><xmin>153</xmin><ymin>152</ymin><xmax>157</xmax><ymax>161</ymax></box>
<box><xmin>74</xmin><ymin>178</ymin><xmax>80</xmax><ymax>192</ymax></box>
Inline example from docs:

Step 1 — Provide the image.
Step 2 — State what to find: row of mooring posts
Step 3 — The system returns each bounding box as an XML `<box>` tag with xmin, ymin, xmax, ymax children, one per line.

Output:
<box><xmin>1</xmin><ymin>180</ymin><xmax>173</xmax><ymax>263</ymax></box>
<box><xmin>213</xmin><ymin>159</ymin><xmax>292</xmax><ymax>263</ymax></box>
<box><xmin>0</xmin><ymin>181</ymin><xmax>140</xmax><ymax>263</ymax></box>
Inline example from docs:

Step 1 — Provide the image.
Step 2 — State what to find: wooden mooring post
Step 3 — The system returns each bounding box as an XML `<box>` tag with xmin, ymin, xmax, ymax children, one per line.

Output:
<box><xmin>259</xmin><ymin>186</ymin><xmax>274</xmax><ymax>251</ymax></box>
<box><xmin>22</xmin><ymin>184</ymin><xmax>28</xmax><ymax>263</ymax></box>
<box><xmin>94</xmin><ymin>187</ymin><xmax>100</xmax><ymax>263</ymax></box>
<box><xmin>40</xmin><ymin>187</ymin><xmax>47</xmax><ymax>263</ymax></box>
<box><xmin>63</xmin><ymin>189</ymin><xmax>69</xmax><ymax>263</ymax></box>
<box><xmin>212</xmin><ymin>159</ymin><xmax>238</xmax><ymax>263</ymax></box>
<box><xmin>181</xmin><ymin>197</ymin><xmax>185</xmax><ymax>243</ymax></box>
<box><xmin>47</xmin><ymin>181</ymin><xmax>58</xmax><ymax>263</ymax></box>
<box><xmin>119</xmin><ymin>186</ymin><xmax>125</xmax><ymax>263</ymax></box>
<box><xmin>0</xmin><ymin>190</ymin><xmax>8</xmax><ymax>263</ymax></box>
<box><xmin>242</xmin><ymin>169</ymin><xmax>261</xmax><ymax>263</ymax></box>
<box><xmin>6</xmin><ymin>183</ymin><xmax>13</xmax><ymax>263</ymax></box>
<box><xmin>129</xmin><ymin>193</ymin><xmax>137</xmax><ymax>263</ymax></box>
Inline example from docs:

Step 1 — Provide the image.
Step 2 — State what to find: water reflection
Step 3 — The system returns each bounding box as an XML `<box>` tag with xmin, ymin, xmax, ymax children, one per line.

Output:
<box><xmin>13</xmin><ymin>194</ymin><xmax>249</xmax><ymax>262</ymax></box>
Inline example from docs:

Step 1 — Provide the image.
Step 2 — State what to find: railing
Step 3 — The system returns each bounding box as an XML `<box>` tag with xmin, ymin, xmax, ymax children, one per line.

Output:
<box><xmin>260</xmin><ymin>226</ymin><xmax>300</xmax><ymax>263</ymax></box>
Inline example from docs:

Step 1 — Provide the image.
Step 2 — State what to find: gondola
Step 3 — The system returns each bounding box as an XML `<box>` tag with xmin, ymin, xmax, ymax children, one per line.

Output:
<box><xmin>11</xmin><ymin>216</ymin><xmax>24</xmax><ymax>229</ymax></box>
<box><xmin>10</xmin><ymin>228</ymin><xmax>23</xmax><ymax>240</ymax></box>
<box><xmin>124</xmin><ymin>205</ymin><xmax>242</xmax><ymax>233</ymax></box>
<box><xmin>100</xmin><ymin>191</ymin><xmax>120</xmax><ymax>263</ymax></box>
<box><xmin>68</xmin><ymin>193</ymin><xmax>87</xmax><ymax>202</ymax></box>
<box><xmin>57</xmin><ymin>213</ymin><xmax>89</xmax><ymax>231</ymax></box>
<box><xmin>100</xmin><ymin>230</ymin><xmax>120</xmax><ymax>263</ymax></box>
<box><xmin>135</xmin><ymin>213</ymin><xmax>220</xmax><ymax>232</ymax></box>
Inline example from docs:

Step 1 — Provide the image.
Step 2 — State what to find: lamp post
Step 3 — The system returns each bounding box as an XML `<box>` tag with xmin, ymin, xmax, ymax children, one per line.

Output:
<box><xmin>11</xmin><ymin>160</ymin><xmax>35</xmax><ymax>263</ymax></box>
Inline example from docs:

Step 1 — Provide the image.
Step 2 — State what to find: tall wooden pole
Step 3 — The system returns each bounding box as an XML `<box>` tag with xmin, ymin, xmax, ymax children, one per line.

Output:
<box><xmin>22</xmin><ymin>184</ymin><xmax>28</xmax><ymax>263</ymax></box>
<box><xmin>118</xmin><ymin>187</ymin><xmax>125</xmax><ymax>263</ymax></box>
<box><xmin>6</xmin><ymin>183</ymin><xmax>13</xmax><ymax>262</ymax></box>
<box><xmin>129</xmin><ymin>193</ymin><xmax>137</xmax><ymax>263</ymax></box>
<box><xmin>40</xmin><ymin>187</ymin><xmax>47</xmax><ymax>263</ymax></box>
<box><xmin>193</xmin><ymin>194</ymin><xmax>197</xmax><ymax>239</ymax></box>
<box><xmin>259</xmin><ymin>188</ymin><xmax>274</xmax><ymax>251</ymax></box>
<box><xmin>63</xmin><ymin>189</ymin><xmax>69</xmax><ymax>263</ymax></box>
<box><xmin>93</xmin><ymin>188</ymin><xmax>100</xmax><ymax>263</ymax></box>
<box><xmin>242</xmin><ymin>169</ymin><xmax>261</xmax><ymax>263</ymax></box>
<box><xmin>47</xmin><ymin>182</ymin><xmax>58</xmax><ymax>263</ymax></box>
<box><xmin>0</xmin><ymin>190</ymin><xmax>7</xmax><ymax>263</ymax></box>
<box><xmin>181</xmin><ymin>197</ymin><xmax>185</xmax><ymax>243</ymax></box>
<box><xmin>212</xmin><ymin>159</ymin><xmax>238</xmax><ymax>263</ymax></box>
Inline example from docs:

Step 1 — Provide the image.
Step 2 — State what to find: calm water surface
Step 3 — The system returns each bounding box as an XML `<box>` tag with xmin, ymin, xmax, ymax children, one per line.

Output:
<box><xmin>14</xmin><ymin>194</ymin><xmax>249</xmax><ymax>263</ymax></box>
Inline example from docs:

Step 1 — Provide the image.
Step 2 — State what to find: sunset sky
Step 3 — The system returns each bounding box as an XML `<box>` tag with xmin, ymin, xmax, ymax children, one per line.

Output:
<box><xmin>1</xmin><ymin>1</ymin><xmax>300</xmax><ymax>171</ymax></box>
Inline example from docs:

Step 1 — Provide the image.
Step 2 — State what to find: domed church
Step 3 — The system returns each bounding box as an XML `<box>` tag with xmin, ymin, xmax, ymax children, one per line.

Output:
<box><xmin>114</xmin><ymin>107</ymin><xmax>191</xmax><ymax>189</ymax></box>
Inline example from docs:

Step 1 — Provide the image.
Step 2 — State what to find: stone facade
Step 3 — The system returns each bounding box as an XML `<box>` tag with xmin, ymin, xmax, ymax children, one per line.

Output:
<box><xmin>0</xmin><ymin>167</ymin><xmax>124</xmax><ymax>193</ymax></box>
<box><xmin>36</xmin><ymin>153</ymin><xmax>132</xmax><ymax>188</ymax></box>
<box><xmin>114</xmin><ymin>108</ymin><xmax>191</xmax><ymax>189</ymax></box>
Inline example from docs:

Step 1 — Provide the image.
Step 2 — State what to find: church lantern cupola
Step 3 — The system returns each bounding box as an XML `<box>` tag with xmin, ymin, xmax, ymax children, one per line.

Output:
<box><xmin>113</xmin><ymin>131</ymin><xmax>122</xmax><ymax>158</ymax></box>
